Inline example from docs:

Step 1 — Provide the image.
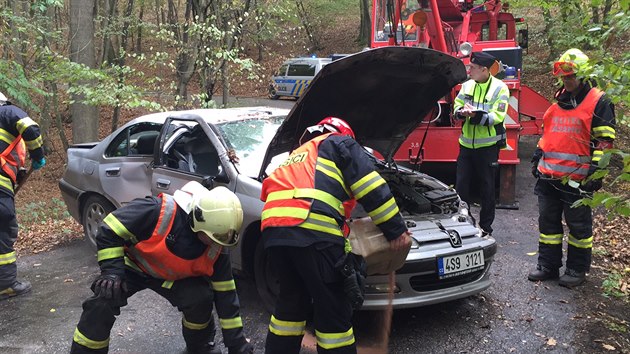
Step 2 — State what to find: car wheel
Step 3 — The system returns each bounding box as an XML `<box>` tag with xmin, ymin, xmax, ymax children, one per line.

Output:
<box><xmin>268</xmin><ymin>86</ymin><xmax>279</xmax><ymax>100</ymax></box>
<box><xmin>82</xmin><ymin>195</ymin><xmax>115</xmax><ymax>250</ymax></box>
<box><xmin>254</xmin><ymin>239</ymin><xmax>279</xmax><ymax>312</ymax></box>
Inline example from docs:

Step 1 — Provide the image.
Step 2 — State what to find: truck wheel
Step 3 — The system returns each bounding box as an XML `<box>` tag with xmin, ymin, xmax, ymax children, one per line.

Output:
<box><xmin>268</xmin><ymin>86</ymin><xmax>279</xmax><ymax>100</ymax></box>
<box><xmin>82</xmin><ymin>195</ymin><xmax>115</xmax><ymax>250</ymax></box>
<box><xmin>254</xmin><ymin>239</ymin><xmax>279</xmax><ymax>312</ymax></box>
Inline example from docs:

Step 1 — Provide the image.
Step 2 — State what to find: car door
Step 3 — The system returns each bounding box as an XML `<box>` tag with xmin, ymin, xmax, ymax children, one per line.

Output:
<box><xmin>286</xmin><ymin>60</ymin><xmax>316</xmax><ymax>97</ymax></box>
<box><xmin>150</xmin><ymin>118</ymin><xmax>231</xmax><ymax>197</ymax></box>
<box><xmin>99</xmin><ymin>122</ymin><xmax>162</xmax><ymax>205</ymax></box>
<box><xmin>272</xmin><ymin>63</ymin><xmax>290</xmax><ymax>97</ymax></box>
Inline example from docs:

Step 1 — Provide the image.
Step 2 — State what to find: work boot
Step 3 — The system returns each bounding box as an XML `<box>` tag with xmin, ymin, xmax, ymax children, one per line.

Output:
<box><xmin>559</xmin><ymin>268</ymin><xmax>586</xmax><ymax>288</ymax></box>
<box><xmin>228</xmin><ymin>340</ymin><xmax>254</xmax><ymax>354</ymax></box>
<box><xmin>527</xmin><ymin>265</ymin><xmax>559</xmax><ymax>282</ymax></box>
<box><xmin>0</xmin><ymin>280</ymin><xmax>32</xmax><ymax>301</ymax></box>
<box><xmin>187</xmin><ymin>341</ymin><xmax>222</xmax><ymax>354</ymax></box>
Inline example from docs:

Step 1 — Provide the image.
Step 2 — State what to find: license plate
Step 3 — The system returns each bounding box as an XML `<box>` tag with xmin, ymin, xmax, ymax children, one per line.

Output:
<box><xmin>278</xmin><ymin>85</ymin><xmax>288</xmax><ymax>91</ymax></box>
<box><xmin>438</xmin><ymin>250</ymin><xmax>485</xmax><ymax>279</ymax></box>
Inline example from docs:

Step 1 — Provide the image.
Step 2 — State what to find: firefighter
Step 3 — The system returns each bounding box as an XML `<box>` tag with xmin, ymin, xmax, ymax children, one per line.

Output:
<box><xmin>453</xmin><ymin>51</ymin><xmax>510</xmax><ymax>236</ymax></box>
<box><xmin>260</xmin><ymin>117</ymin><xmax>412</xmax><ymax>354</ymax></box>
<box><xmin>0</xmin><ymin>92</ymin><xmax>45</xmax><ymax>301</ymax></box>
<box><xmin>528</xmin><ymin>48</ymin><xmax>615</xmax><ymax>288</ymax></box>
<box><xmin>70</xmin><ymin>182</ymin><xmax>253</xmax><ymax>354</ymax></box>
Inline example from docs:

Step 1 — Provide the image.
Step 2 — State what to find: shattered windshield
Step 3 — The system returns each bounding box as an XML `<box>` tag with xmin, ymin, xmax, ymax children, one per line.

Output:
<box><xmin>217</xmin><ymin>116</ymin><xmax>286</xmax><ymax>177</ymax></box>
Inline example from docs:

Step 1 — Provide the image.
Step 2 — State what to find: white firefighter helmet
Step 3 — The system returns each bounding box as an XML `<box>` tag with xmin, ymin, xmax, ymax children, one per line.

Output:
<box><xmin>0</xmin><ymin>92</ymin><xmax>7</xmax><ymax>105</ymax></box>
<box><xmin>189</xmin><ymin>185</ymin><xmax>243</xmax><ymax>247</ymax></box>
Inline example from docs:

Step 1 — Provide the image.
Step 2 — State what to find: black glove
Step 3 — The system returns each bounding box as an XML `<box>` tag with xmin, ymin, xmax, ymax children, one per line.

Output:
<box><xmin>91</xmin><ymin>274</ymin><xmax>128</xmax><ymax>300</ymax></box>
<box><xmin>581</xmin><ymin>178</ymin><xmax>603</xmax><ymax>192</ymax></box>
<box><xmin>531</xmin><ymin>163</ymin><xmax>540</xmax><ymax>178</ymax></box>
<box><xmin>531</xmin><ymin>148</ymin><xmax>542</xmax><ymax>178</ymax></box>
<box><xmin>16</xmin><ymin>168</ymin><xmax>28</xmax><ymax>185</ymax></box>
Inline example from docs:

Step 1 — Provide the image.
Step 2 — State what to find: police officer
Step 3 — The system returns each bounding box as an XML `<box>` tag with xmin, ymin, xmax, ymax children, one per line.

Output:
<box><xmin>528</xmin><ymin>48</ymin><xmax>616</xmax><ymax>288</ymax></box>
<box><xmin>0</xmin><ymin>92</ymin><xmax>45</xmax><ymax>301</ymax></box>
<box><xmin>70</xmin><ymin>182</ymin><xmax>253</xmax><ymax>354</ymax></box>
<box><xmin>260</xmin><ymin>117</ymin><xmax>412</xmax><ymax>354</ymax></box>
<box><xmin>453</xmin><ymin>51</ymin><xmax>510</xmax><ymax>236</ymax></box>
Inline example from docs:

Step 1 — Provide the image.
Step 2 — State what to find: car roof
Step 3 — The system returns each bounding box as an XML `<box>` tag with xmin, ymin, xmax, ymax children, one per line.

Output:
<box><xmin>128</xmin><ymin>106</ymin><xmax>290</xmax><ymax>126</ymax></box>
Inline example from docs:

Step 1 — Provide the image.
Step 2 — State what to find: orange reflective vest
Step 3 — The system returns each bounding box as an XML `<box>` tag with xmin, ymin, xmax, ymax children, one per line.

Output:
<box><xmin>0</xmin><ymin>135</ymin><xmax>26</xmax><ymax>182</ymax></box>
<box><xmin>126</xmin><ymin>194</ymin><xmax>222</xmax><ymax>280</ymax></box>
<box><xmin>537</xmin><ymin>88</ymin><xmax>604</xmax><ymax>181</ymax></box>
<box><xmin>261</xmin><ymin>133</ymin><xmax>356</xmax><ymax>237</ymax></box>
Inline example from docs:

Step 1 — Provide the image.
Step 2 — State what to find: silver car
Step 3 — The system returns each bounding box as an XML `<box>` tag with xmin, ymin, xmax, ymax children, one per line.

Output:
<box><xmin>59</xmin><ymin>47</ymin><xmax>497</xmax><ymax>310</ymax></box>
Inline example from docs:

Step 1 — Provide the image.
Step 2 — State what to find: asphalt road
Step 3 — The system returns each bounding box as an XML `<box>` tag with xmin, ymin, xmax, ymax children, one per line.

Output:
<box><xmin>0</xmin><ymin>108</ymin><xmax>622</xmax><ymax>353</ymax></box>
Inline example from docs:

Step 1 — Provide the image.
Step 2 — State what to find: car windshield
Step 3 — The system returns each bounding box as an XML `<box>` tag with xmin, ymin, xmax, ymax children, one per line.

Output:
<box><xmin>217</xmin><ymin>116</ymin><xmax>286</xmax><ymax>177</ymax></box>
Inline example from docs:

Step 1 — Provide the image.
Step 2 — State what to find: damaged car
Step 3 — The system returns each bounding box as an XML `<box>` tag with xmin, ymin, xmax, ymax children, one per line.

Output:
<box><xmin>59</xmin><ymin>46</ymin><xmax>497</xmax><ymax>310</ymax></box>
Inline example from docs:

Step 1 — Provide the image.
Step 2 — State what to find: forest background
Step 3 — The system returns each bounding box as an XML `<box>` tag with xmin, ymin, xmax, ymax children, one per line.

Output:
<box><xmin>1</xmin><ymin>0</ymin><xmax>628</xmax><ymax>310</ymax></box>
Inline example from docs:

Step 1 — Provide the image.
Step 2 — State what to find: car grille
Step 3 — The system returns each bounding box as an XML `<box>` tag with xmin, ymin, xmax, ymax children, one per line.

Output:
<box><xmin>408</xmin><ymin>264</ymin><xmax>488</xmax><ymax>292</ymax></box>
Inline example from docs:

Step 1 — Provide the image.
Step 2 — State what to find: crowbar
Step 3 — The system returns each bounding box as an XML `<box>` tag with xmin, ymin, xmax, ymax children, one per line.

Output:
<box><xmin>14</xmin><ymin>167</ymin><xmax>34</xmax><ymax>195</ymax></box>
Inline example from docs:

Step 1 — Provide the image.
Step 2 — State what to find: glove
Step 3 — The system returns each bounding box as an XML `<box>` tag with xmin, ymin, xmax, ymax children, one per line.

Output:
<box><xmin>531</xmin><ymin>148</ymin><xmax>542</xmax><ymax>178</ymax></box>
<box><xmin>32</xmin><ymin>157</ymin><xmax>46</xmax><ymax>170</ymax></box>
<box><xmin>531</xmin><ymin>163</ymin><xmax>540</xmax><ymax>178</ymax></box>
<box><xmin>91</xmin><ymin>274</ymin><xmax>128</xmax><ymax>300</ymax></box>
<box><xmin>16</xmin><ymin>168</ymin><xmax>28</xmax><ymax>185</ymax></box>
<box><xmin>581</xmin><ymin>178</ymin><xmax>603</xmax><ymax>192</ymax></box>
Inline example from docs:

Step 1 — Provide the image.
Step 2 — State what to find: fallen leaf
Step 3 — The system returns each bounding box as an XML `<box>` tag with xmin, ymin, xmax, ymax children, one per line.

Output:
<box><xmin>527</xmin><ymin>251</ymin><xmax>538</xmax><ymax>256</ymax></box>
<box><xmin>50</xmin><ymin>308</ymin><xmax>56</xmax><ymax>313</ymax></box>
<box><xmin>64</xmin><ymin>278</ymin><xmax>74</xmax><ymax>282</ymax></box>
<box><xmin>602</xmin><ymin>344</ymin><xmax>616</xmax><ymax>351</ymax></box>
<box><xmin>547</xmin><ymin>338</ymin><xmax>557</xmax><ymax>346</ymax></box>
<box><xmin>559</xmin><ymin>299</ymin><xmax>568</xmax><ymax>304</ymax></box>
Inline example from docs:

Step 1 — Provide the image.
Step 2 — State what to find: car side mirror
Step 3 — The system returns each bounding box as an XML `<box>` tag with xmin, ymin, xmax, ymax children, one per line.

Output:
<box><xmin>214</xmin><ymin>168</ymin><xmax>230</xmax><ymax>184</ymax></box>
<box><xmin>518</xmin><ymin>29</ymin><xmax>529</xmax><ymax>49</ymax></box>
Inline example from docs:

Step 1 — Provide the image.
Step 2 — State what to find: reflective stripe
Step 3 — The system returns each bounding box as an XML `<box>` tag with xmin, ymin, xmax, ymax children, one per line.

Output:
<box><xmin>316</xmin><ymin>328</ymin><xmax>355</xmax><ymax>350</ymax></box>
<box><xmin>0</xmin><ymin>129</ymin><xmax>16</xmax><ymax>145</ymax></box>
<box><xmin>591</xmin><ymin>150</ymin><xmax>603</xmax><ymax>163</ymax></box>
<box><xmin>543</xmin><ymin>152</ymin><xmax>591</xmax><ymax>164</ymax></box>
<box><xmin>156</xmin><ymin>195</ymin><xmax>176</xmax><ymax>236</ymax></box>
<box><xmin>182</xmin><ymin>317</ymin><xmax>210</xmax><ymax>330</ymax></box>
<box><xmin>459</xmin><ymin>133</ymin><xmax>505</xmax><ymax>145</ymax></box>
<box><xmin>316</xmin><ymin>158</ymin><xmax>351</xmax><ymax>196</ymax></box>
<box><xmin>0</xmin><ymin>251</ymin><xmax>16</xmax><ymax>265</ymax></box>
<box><xmin>568</xmin><ymin>234</ymin><xmax>593</xmax><ymax>249</ymax></box>
<box><xmin>220</xmin><ymin>316</ymin><xmax>243</xmax><ymax>329</ymax></box>
<box><xmin>97</xmin><ymin>247</ymin><xmax>124</xmax><ymax>262</ymax></box>
<box><xmin>261</xmin><ymin>207</ymin><xmax>310</xmax><ymax>221</ymax></box>
<box><xmin>124</xmin><ymin>256</ymin><xmax>143</xmax><ymax>273</ymax></box>
<box><xmin>592</xmin><ymin>125</ymin><xmax>615</xmax><ymax>139</ymax></box>
<box><xmin>350</xmin><ymin>171</ymin><xmax>386</xmax><ymax>200</ymax></box>
<box><xmin>0</xmin><ymin>174</ymin><xmax>13</xmax><ymax>192</ymax></box>
<box><xmin>539</xmin><ymin>233</ymin><xmax>563</xmax><ymax>245</ymax></box>
<box><xmin>368</xmin><ymin>197</ymin><xmax>399</xmax><ymax>225</ymax></box>
<box><xmin>269</xmin><ymin>315</ymin><xmax>306</xmax><ymax>336</ymax></box>
<box><xmin>299</xmin><ymin>213</ymin><xmax>343</xmax><ymax>236</ymax></box>
<box><xmin>266</xmin><ymin>188</ymin><xmax>344</xmax><ymax>215</ymax></box>
<box><xmin>212</xmin><ymin>279</ymin><xmax>236</xmax><ymax>292</ymax></box>
<box><xmin>24</xmin><ymin>136</ymin><xmax>43</xmax><ymax>150</ymax></box>
<box><xmin>15</xmin><ymin>117</ymin><xmax>38</xmax><ymax>135</ymax></box>
<box><xmin>162</xmin><ymin>280</ymin><xmax>174</xmax><ymax>289</ymax></box>
<box><xmin>73</xmin><ymin>327</ymin><xmax>109</xmax><ymax>349</ymax></box>
<box><xmin>539</xmin><ymin>160</ymin><xmax>589</xmax><ymax>177</ymax></box>
<box><xmin>103</xmin><ymin>213</ymin><xmax>138</xmax><ymax>243</ymax></box>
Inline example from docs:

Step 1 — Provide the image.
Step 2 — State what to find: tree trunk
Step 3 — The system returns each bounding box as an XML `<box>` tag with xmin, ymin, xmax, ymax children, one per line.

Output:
<box><xmin>174</xmin><ymin>0</ymin><xmax>197</xmax><ymax>106</ymax></box>
<box><xmin>295</xmin><ymin>0</ymin><xmax>321</xmax><ymax>52</ymax></box>
<box><xmin>357</xmin><ymin>0</ymin><xmax>371</xmax><ymax>45</ymax></box>
<box><xmin>51</xmin><ymin>83</ymin><xmax>70</xmax><ymax>151</ymax></box>
<box><xmin>135</xmin><ymin>3</ymin><xmax>144</xmax><ymax>52</ymax></box>
<box><xmin>101</xmin><ymin>0</ymin><xmax>118</xmax><ymax>65</ymax></box>
<box><xmin>541</xmin><ymin>6</ymin><xmax>555</xmax><ymax>62</ymax></box>
<box><xmin>69</xmin><ymin>0</ymin><xmax>99</xmax><ymax>143</ymax></box>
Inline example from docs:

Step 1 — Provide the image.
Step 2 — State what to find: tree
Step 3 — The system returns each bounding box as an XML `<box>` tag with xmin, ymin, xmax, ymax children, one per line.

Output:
<box><xmin>70</xmin><ymin>0</ymin><xmax>99</xmax><ymax>143</ymax></box>
<box><xmin>358</xmin><ymin>0</ymin><xmax>371</xmax><ymax>45</ymax></box>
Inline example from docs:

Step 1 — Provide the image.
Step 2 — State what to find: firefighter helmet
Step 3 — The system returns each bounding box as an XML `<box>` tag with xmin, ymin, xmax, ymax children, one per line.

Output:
<box><xmin>189</xmin><ymin>185</ymin><xmax>243</xmax><ymax>247</ymax></box>
<box><xmin>553</xmin><ymin>48</ymin><xmax>590</xmax><ymax>77</ymax></box>
<box><xmin>0</xmin><ymin>92</ymin><xmax>7</xmax><ymax>105</ymax></box>
<box><xmin>299</xmin><ymin>116</ymin><xmax>355</xmax><ymax>145</ymax></box>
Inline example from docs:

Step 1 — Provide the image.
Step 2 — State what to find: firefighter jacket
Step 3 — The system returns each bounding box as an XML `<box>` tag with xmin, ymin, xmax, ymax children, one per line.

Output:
<box><xmin>454</xmin><ymin>76</ymin><xmax>509</xmax><ymax>149</ymax></box>
<box><xmin>260</xmin><ymin>133</ymin><xmax>407</xmax><ymax>248</ymax></box>
<box><xmin>96</xmin><ymin>195</ymin><xmax>222</xmax><ymax>280</ymax></box>
<box><xmin>536</xmin><ymin>84</ymin><xmax>616</xmax><ymax>181</ymax></box>
<box><xmin>0</xmin><ymin>104</ymin><xmax>44</xmax><ymax>195</ymax></box>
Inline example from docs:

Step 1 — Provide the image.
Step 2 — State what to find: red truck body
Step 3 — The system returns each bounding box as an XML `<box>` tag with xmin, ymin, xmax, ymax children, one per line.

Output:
<box><xmin>370</xmin><ymin>0</ymin><xmax>551</xmax><ymax>208</ymax></box>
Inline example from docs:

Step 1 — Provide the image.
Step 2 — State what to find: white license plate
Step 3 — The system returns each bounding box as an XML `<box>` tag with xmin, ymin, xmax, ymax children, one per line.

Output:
<box><xmin>438</xmin><ymin>250</ymin><xmax>485</xmax><ymax>279</ymax></box>
<box><xmin>278</xmin><ymin>85</ymin><xmax>288</xmax><ymax>91</ymax></box>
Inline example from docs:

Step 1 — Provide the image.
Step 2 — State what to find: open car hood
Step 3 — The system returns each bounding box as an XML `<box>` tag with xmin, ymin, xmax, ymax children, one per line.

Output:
<box><xmin>261</xmin><ymin>47</ymin><xmax>467</xmax><ymax>173</ymax></box>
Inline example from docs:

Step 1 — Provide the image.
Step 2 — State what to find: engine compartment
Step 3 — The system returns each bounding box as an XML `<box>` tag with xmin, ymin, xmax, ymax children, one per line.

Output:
<box><xmin>379</xmin><ymin>170</ymin><xmax>460</xmax><ymax>215</ymax></box>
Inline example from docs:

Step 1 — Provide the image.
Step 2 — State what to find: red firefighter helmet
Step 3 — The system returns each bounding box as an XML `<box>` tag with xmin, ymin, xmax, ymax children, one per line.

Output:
<box><xmin>299</xmin><ymin>116</ymin><xmax>355</xmax><ymax>145</ymax></box>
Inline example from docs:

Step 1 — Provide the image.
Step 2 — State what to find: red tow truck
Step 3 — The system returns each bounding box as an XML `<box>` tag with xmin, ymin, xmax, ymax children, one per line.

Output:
<box><xmin>370</xmin><ymin>0</ymin><xmax>551</xmax><ymax>208</ymax></box>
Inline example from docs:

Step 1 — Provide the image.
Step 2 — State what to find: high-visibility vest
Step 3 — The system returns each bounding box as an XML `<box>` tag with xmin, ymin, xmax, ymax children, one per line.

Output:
<box><xmin>261</xmin><ymin>133</ymin><xmax>355</xmax><ymax>237</ymax></box>
<box><xmin>126</xmin><ymin>194</ymin><xmax>222</xmax><ymax>280</ymax></box>
<box><xmin>0</xmin><ymin>136</ymin><xmax>26</xmax><ymax>193</ymax></box>
<box><xmin>537</xmin><ymin>88</ymin><xmax>604</xmax><ymax>181</ymax></box>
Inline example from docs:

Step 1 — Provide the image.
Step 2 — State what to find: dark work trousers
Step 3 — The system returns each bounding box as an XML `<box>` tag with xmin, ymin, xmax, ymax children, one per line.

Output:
<box><xmin>71</xmin><ymin>268</ymin><xmax>217</xmax><ymax>353</ymax></box>
<box><xmin>0</xmin><ymin>194</ymin><xmax>19</xmax><ymax>290</ymax></box>
<box><xmin>210</xmin><ymin>249</ymin><xmax>249</xmax><ymax>350</ymax></box>
<box><xmin>265</xmin><ymin>244</ymin><xmax>356</xmax><ymax>354</ymax></box>
<box><xmin>534</xmin><ymin>178</ymin><xmax>593</xmax><ymax>272</ymax></box>
<box><xmin>455</xmin><ymin>144</ymin><xmax>499</xmax><ymax>234</ymax></box>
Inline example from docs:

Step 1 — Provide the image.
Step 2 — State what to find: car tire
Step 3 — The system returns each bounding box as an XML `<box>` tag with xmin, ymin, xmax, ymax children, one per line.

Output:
<box><xmin>82</xmin><ymin>195</ymin><xmax>115</xmax><ymax>250</ymax></box>
<box><xmin>254</xmin><ymin>239</ymin><xmax>279</xmax><ymax>312</ymax></box>
<box><xmin>268</xmin><ymin>86</ymin><xmax>279</xmax><ymax>100</ymax></box>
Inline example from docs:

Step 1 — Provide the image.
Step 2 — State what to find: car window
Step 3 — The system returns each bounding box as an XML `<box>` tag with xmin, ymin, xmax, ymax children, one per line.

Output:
<box><xmin>287</xmin><ymin>63</ymin><xmax>316</xmax><ymax>76</ymax></box>
<box><xmin>275</xmin><ymin>64</ymin><xmax>288</xmax><ymax>76</ymax></box>
<box><xmin>160</xmin><ymin>124</ymin><xmax>222</xmax><ymax>177</ymax></box>
<box><xmin>105</xmin><ymin>122</ymin><xmax>162</xmax><ymax>157</ymax></box>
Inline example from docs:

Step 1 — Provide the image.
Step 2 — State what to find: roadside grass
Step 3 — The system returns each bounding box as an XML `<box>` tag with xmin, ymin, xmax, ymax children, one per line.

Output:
<box><xmin>16</xmin><ymin>198</ymin><xmax>71</xmax><ymax>232</ymax></box>
<box><xmin>602</xmin><ymin>271</ymin><xmax>630</xmax><ymax>302</ymax></box>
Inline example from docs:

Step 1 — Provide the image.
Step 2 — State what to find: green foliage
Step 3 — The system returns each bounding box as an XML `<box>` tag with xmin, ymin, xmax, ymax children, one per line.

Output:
<box><xmin>601</xmin><ymin>271</ymin><xmax>629</xmax><ymax>301</ymax></box>
<box><xmin>17</xmin><ymin>198</ymin><xmax>71</xmax><ymax>232</ymax></box>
